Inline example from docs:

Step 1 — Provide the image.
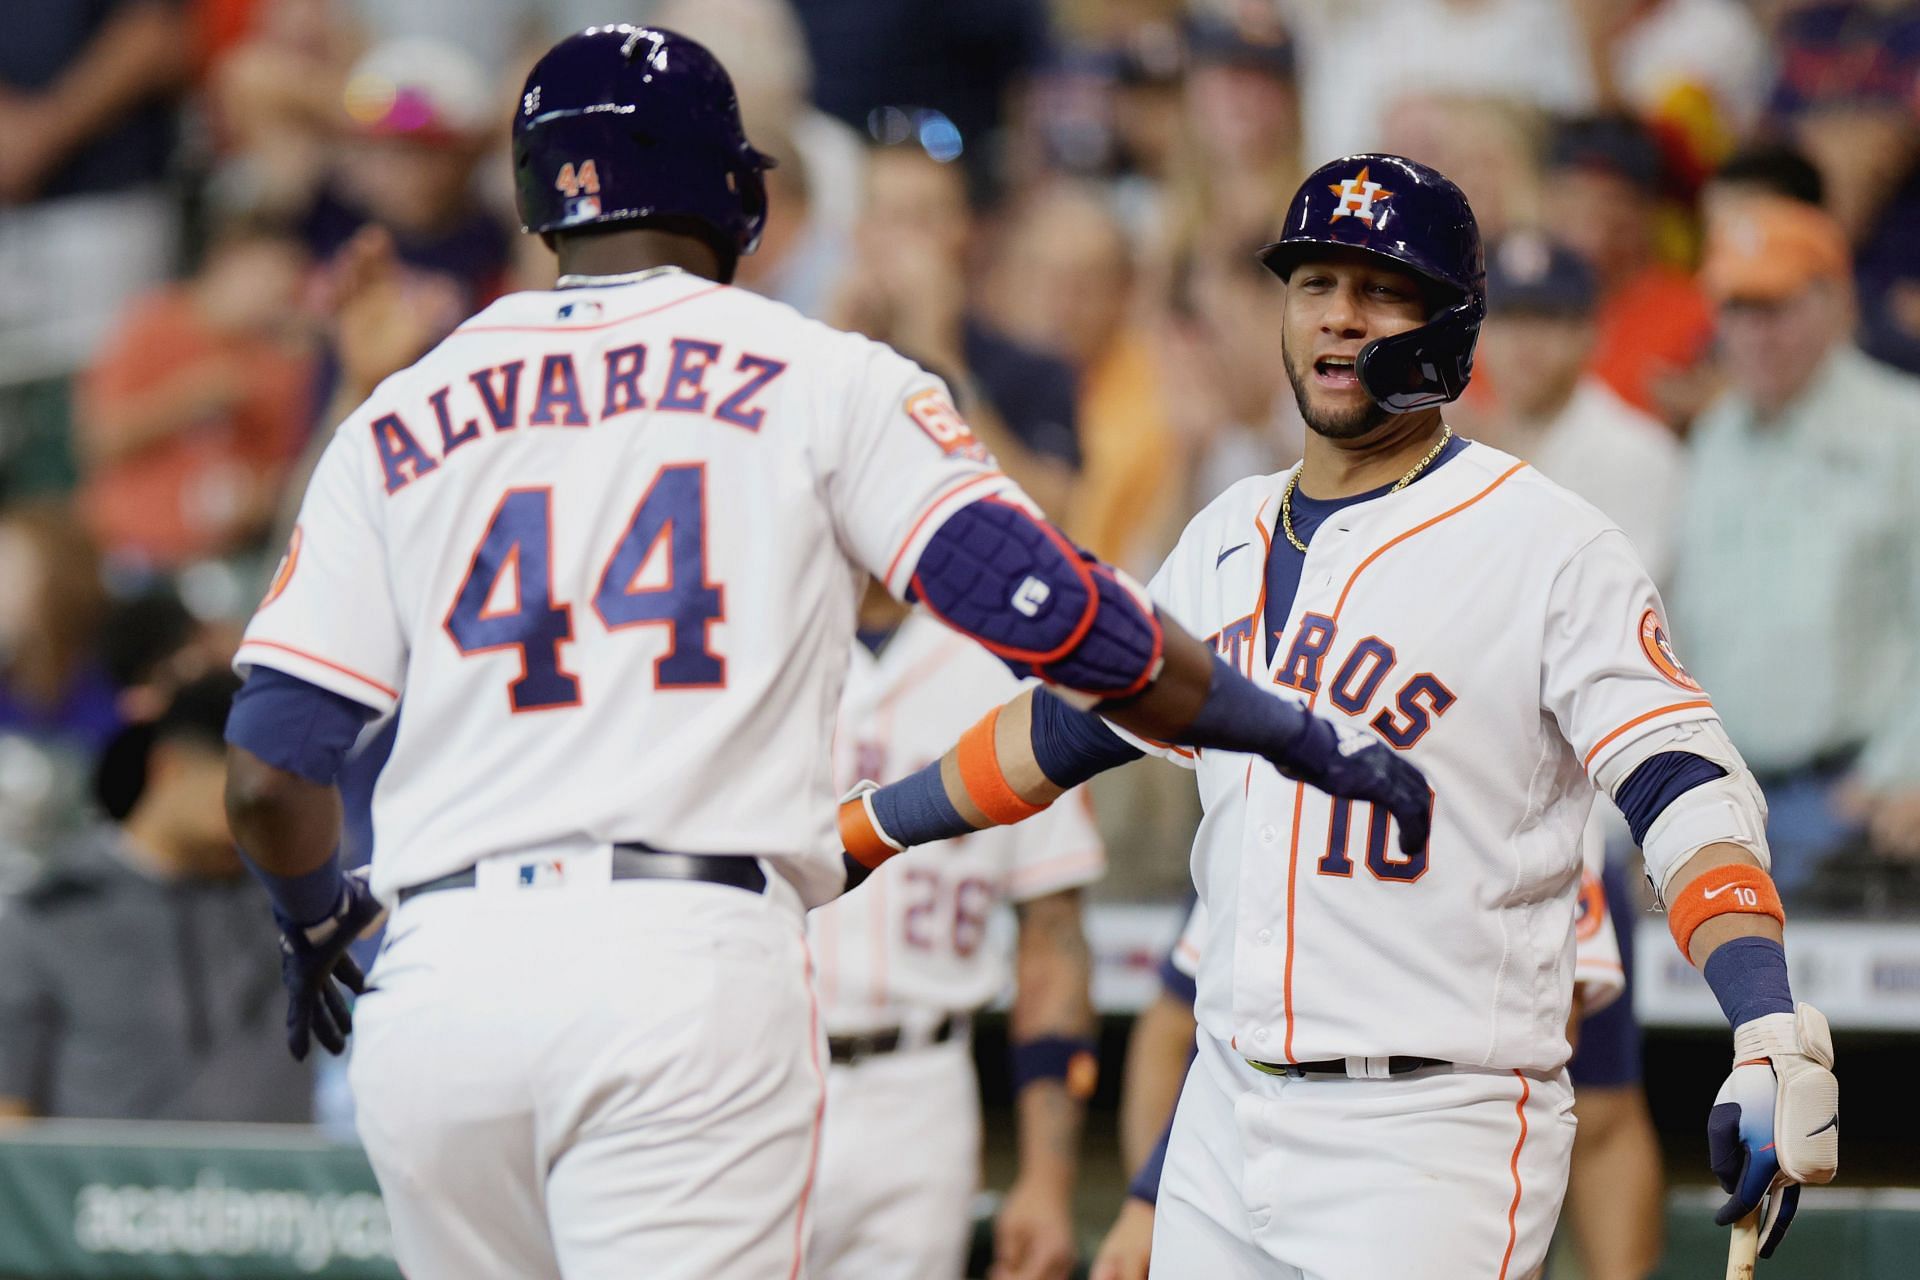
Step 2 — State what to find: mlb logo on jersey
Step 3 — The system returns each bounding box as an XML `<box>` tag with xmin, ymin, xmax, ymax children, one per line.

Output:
<box><xmin>1328</xmin><ymin>166</ymin><xmax>1394</xmax><ymax>224</ymax></box>
<box><xmin>517</xmin><ymin>858</ymin><xmax>568</xmax><ymax>888</ymax></box>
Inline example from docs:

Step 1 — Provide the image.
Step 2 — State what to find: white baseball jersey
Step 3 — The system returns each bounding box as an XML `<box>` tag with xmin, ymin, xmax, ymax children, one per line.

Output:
<box><xmin>1167</xmin><ymin>840</ymin><xmax>1626</xmax><ymax>1019</ymax></box>
<box><xmin>237</xmin><ymin>268</ymin><xmax>1020</xmax><ymax>906</ymax></box>
<box><xmin>1136</xmin><ymin>440</ymin><xmax>1715</xmax><ymax>1071</ymax></box>
<box><xmin>810</xmin><ymin>612</ymin><xmax>1106</xmax><ymax>1035</ymax></box>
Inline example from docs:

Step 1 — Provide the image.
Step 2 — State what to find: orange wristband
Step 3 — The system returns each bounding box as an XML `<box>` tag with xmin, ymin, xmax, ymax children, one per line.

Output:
<box><xmin>838</xmin><ymin>796</ymin><xmax>896</xmax><ymax>870</ymax></box>
<box><xmin>1667</xmin><ymin>864</ymin><xmax>1784</xmax><ymax>957</ymax></box>
<box><xmin>957</xmin><ymin>706</ymin><xmax>1048</xmax><ymax>825</ymax></box>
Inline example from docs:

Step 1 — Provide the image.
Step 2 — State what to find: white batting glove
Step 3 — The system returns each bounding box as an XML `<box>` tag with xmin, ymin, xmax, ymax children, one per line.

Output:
<box><xmin>1708</xmin><ymin>1002</ymin><xmax>1839</xmax><ymax>1256</ymax></box>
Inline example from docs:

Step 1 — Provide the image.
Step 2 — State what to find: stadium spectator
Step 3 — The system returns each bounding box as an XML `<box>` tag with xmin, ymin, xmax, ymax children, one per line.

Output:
<box><xmin>1671</xmin><ymin>197</ymin><xmax>1920</xmax><ymax>896</ymax></box>
<box><xmin>299</xmin><ymin>38</ymin><xmax>511</xmax><ymax>314</ymax></box>
<box><xmin>1700</xmin><ymin>138</ymin><xmax>1828</xmax><ymax>222</ymax></box>
<box><xmin>1542</xmin><ymin>113</ymin><xmax>1717</xmax><ymax>429</ymax></box>
<box><xmin>788</xmin><ymin>0</ymin><xmax>1055</xmax><ymax>198</ymax></box>
<box><xmin>732</xmin><ymin>131</ymin><xmax>852</xmax><ymax>321</ymax></box>
<box><xmin>1276</xmin><ymin>0</ymin><xmax>1595</xmax><ymax>163</ymax></box>
<box><xmin>1379</xmin><ymin>94</ymin><xmax>1544</xmax><ymax>243</ymax></box>
<box><xmin>1472</xmin><ymin>232</ymin><xmax>1684</xmax><ymax>583</ymax></box>
<box><xmin>653</xmin><ymin>0</ymin><xmax>870</xmax><ymax>246</ymax></box>
<box><xmin>1762</xmin><ymin>1</ymin><xmax>1920</xmax><ymax>375</ymax></box>
<box><xmin>207</xmin><ymin>0</ymin><xmax>364</xmax><ymax>217</ymax></box>
<box><xmin>0</xmin><ymin>0</ymin><xmax>193</xmax><ymax>494</ymax></box>
<box><xmin>1587</xmin><ymin>0</ymin><xmax>1771</xmax><ymax>183</ymax></box>
<box><xmin>1168</xmin><ymin>14</ymin><xmax>1300</xmax><ymax>262</ymax></box>
<box><xmin>75</xmin><ymin>212</ymin><xmax>316</xmax><ymax>571</ymax></box>
<box><xmin>0</xmin><ymin>503</ymin><xmax>118</xmax><ymax>760</ymax></box>
<box><xmin>983</xmin><ymin>184</ymin><xmax>1178</xmax><ymax>574</ymax></box>
<box><xmin>0</xmin><ymin>673</ymin><xmax>312</xmax><ymax>1123</ymax></box>
<box><xmin>831</xmin><ymin>141</ymin><xmax>1080</xmax><ymax>516</ymax></box>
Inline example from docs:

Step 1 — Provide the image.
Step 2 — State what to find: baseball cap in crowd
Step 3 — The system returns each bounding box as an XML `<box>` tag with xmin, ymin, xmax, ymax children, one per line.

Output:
<box><xmin>1485</xmin><ymin>233</ymin><xmax>1598</xmax><ymax>315</ymax></box>
<box><xmin>1546</xmin><ymin>114</ymin><xmax>1664</xmax><ymax>192</ymax></box>
<box><xmin>1185</xmin><ymin>15</ymin><xmax>1294</xmax><ymax>78</ymax></box>
<box><xmin>1701</xmin><ymin>197</ymin><xmax>1850</xmax><ymax>305</ymax></box>
<box><xmin>92</xmin><ymin>671</ymin><xmax>241</xmax><ymax>822</ymax></box>
<box><xmin>343</xmin><ymin>39</ymin><xmax>493</xmax><ymax>145</ymax></box>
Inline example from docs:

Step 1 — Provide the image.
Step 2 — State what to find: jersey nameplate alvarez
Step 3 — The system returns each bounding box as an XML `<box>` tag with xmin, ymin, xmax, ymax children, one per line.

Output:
<box><xmin>237</xmin><ymin>271</ymin><xmax>1019</xmax><ymax>909</ymax></box>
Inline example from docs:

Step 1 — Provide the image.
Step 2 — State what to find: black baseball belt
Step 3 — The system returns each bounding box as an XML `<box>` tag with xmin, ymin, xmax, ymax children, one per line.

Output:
<box><xmin>397</xmin><ymin>843</ymin><xmax>768</xmax><ymax>905</ymax></box>
<box><xmin>828</xmin><ymin>1014</ymin><xmax>964</xmax><ymax>1066</ymax></box>
<box><xmin>1246</xmin><ymin>1055</ymin><xmax>1448</xmax><ymax>1079</ymax></box>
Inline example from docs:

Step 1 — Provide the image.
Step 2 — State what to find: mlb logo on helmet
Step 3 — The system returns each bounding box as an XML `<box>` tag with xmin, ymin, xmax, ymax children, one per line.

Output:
<box><xmin>1328</xmin><ymin>165</ymin><xmax>1394</xmax><ymax>225</ymax></box>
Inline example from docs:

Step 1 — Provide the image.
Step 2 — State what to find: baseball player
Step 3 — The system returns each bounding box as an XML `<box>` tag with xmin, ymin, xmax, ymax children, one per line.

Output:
<box><xmin>837</xmin><ymin>155</ymin><xmax>1839</xmax><ymax>1278</ymax></box>
<box><xmin>217</xmin><ymin>28</ymin><xmax>1433</xmax><ymax>1279</ymax></box>
<box><xmin>810</xmin><ymin>583</ymin><xmax>1104</xmax><ymax>1279</ymax></box>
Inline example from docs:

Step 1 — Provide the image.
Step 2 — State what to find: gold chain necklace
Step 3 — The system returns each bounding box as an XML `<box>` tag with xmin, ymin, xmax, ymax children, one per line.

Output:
<box><xmin>1281</xmin><ymin>426</ymin><xmax>1453</xmax><ymax>553</ymax></box>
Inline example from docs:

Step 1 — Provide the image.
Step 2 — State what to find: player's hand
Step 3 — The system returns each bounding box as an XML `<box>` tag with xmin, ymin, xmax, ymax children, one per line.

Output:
<box><xmin>1268</xmin><ymin>713</ymin><xmax>1431</xmax><ymax>853</ymax></box>
<box><xmin>1708</xmin><ymin>1003</ymin><xmax>1839</xmax><ymax>1257</ymax></box>
<box><xmin>276</xmin><ymin>867</ymin><xmax>385</xmax><ymax>1061</ymax></box>
<box><xmin>1088</xmin><ymin>1197</ymin><xmax>1155</xmax><ymax>1280</ymax></box>
<box><xmin>992</xmin><ymin>1176</ymin><xmax>1078</xmax><ymax>1280</ymax></box>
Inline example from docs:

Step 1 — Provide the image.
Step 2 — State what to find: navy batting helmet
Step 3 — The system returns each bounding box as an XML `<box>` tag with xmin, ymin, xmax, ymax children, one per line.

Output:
<box><xmin>1259</xmin><ymin>154</ymin><xmax>1485</xmax><ymax>413</ymax></box>
<box><xmin>512</xmin><ymin>26</ymin><xmax>773</xmax><ymax>275</ymax></box>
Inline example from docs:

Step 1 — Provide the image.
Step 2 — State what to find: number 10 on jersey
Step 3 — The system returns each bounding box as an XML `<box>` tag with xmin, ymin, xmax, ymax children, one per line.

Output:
<box><xmin>444</xmin><ymin>466</ymin><xmax>725</xmax><ymax>711</ymax></box>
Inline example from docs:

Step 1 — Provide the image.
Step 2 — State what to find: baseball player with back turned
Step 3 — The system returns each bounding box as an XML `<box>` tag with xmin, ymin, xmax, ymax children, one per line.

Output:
<box><xmin>219</xmin><ymin>28</ymin><xmax>1434</xmax><ymax>1280</ymax></box>
<box><xmin>810</xmin><ymin>581</ymin><xmax>1106</xmax><ymax>1280</ymax></box>
<box><xmin>838</xmin><ymin>155</ymin><xmax>1840</xmax><ymax>1279</ymax></box>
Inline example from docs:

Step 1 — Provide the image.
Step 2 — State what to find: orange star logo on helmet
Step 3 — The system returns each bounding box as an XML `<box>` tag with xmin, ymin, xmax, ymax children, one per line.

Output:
<box><xmin>1328</xmin><ymin>166</ymin><xmax>1395</xmax><ymax>224</ymax></box>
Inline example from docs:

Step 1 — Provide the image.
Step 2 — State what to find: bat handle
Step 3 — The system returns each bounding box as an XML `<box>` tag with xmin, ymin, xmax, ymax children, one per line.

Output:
<box><xmin>1726</xmin><ymin>1206</ymin><xmax>1761</xmax><ymax>1280</ymax></box>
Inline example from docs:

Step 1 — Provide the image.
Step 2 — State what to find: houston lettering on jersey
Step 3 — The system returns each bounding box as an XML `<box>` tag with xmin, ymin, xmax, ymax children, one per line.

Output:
<box><xmin>1205</xmin><ymin>611</ymin><xmax>1459</xmax><ymax>750</ymax></box>
<box><xmin>369</xmin><ymin>341</ymin><xmax>790</xmax><ymax>495</ymax></box>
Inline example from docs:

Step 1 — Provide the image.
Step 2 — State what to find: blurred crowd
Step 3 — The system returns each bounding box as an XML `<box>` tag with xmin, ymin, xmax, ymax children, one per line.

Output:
<box><xmin>1</xmin><ymin>0</ymin><xmax>1919</xmax><ymax>1123</ymax></box>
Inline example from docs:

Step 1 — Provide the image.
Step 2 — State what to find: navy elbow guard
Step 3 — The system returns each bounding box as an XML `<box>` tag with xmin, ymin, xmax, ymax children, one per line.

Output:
<box><xmin>912</xmin><ymin>498</ymin><xmax>1163</xmax><ymax>703</ymax></box>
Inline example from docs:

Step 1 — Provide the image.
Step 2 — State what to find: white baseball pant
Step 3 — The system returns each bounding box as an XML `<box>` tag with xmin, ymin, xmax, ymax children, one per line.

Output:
<box><xmin>808</xmin><ymin>1036</ymin><xmax>980</xmax><ymax>1279</ymax></box>
<box><xmin>1153</xmin><ymin>1029</ymin><xmax>1575</xmax><ymax>1279</ymax></box>
<box><xmin>349</xmin><ymin>859</ymin><xmax>826</xmax><ymax>1280</ymax></box>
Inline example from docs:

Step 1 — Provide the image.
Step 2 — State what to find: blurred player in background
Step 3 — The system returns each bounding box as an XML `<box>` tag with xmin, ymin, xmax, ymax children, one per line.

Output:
<box><xmin>810</xmin><ymin>580</ymin><xmax>1103</xmax><ymax>1280</ymax></box>
<box><xmin>220</xmin><ymin>26</ymin><xmax>1432</xmax><ymax>1279</ymax></box>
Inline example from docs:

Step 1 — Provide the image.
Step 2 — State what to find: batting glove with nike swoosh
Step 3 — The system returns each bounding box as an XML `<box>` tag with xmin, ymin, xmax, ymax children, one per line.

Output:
<box><xmin>1708</xmin><ymin>1002</ymin><xmax>1839</xmax><ymax>1256</ymax></box>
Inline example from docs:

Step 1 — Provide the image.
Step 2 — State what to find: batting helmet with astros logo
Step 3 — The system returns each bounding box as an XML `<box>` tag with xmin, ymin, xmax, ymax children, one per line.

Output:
<box><xmin>511</xmin><ymin>25</ymin><xmax>774</xmax><ymax>279</ymax></box>
<box><xmin>1259</xmin><ymin>153</ymin><xmax>1486</xmax><ymax>413</ymax></box>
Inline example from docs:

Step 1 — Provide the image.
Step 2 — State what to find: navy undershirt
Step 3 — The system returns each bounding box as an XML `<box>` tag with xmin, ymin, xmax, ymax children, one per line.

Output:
<box><xmin>1264</xmin><ymin>433</ymin><xmax>1469</xmax><ymax>664</ymax></box>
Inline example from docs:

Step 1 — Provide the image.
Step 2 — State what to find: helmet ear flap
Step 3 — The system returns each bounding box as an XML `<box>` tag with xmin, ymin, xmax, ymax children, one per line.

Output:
<box><xmin>1355</xmin><ymin>297</ymin><xmax>1484</xmax><ymax>413</ymax></box>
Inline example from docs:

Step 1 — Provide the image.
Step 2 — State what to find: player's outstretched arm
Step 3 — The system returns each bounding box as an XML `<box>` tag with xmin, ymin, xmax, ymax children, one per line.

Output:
<box><xmin>840</xmin><ymin>589</ymin><xmax>1431</xmax><ymax>886</ymax></box>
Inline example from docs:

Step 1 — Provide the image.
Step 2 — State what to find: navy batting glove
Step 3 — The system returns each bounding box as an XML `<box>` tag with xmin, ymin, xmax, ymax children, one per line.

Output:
<box><xmin>1273</xmin><ymin>714</ymin><xmax>1432</xmax><ymax>854</ymax></box>
<box><xmin>276</xmin><ymin>867</ymin><xmax>383</xmax><ymax>1061</ymax></box>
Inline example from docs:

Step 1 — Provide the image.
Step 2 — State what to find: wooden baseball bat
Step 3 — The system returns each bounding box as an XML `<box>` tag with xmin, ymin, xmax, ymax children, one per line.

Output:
<box><xmin>1726</xmin><ymin>1207</ymin><xmax>1761</xmax><ymax>1280</ymax></box>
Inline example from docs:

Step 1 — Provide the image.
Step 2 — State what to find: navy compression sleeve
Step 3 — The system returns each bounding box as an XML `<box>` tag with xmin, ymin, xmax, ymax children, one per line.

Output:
<box><xmin>1028</xmin><ymin>688</ymin><xmax>1142</xmax><ymax>787</ymax></box>
<box><xmin>1615</xmin><ymin>751</ymin><xmax>1727</xmax><ymax>845</ymax></box>
<box><xmin>225</xmin><ymin>667</ymin><xmax>379</xmax><ymax>786</ymax></box>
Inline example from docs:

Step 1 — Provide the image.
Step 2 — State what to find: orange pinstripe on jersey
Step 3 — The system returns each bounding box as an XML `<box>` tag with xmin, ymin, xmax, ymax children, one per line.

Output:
<box><xmin>1582</xmin><ymin>700</ymin><xmax>1715</xmax><ymax>770</ymax></box>
<box><xmin>240</xmin><ymin>639</ymin><xmax>400</xmax><ymax>701</ymax></box>
<box><xmin>1497</xmin><ymin>1070</ymin><xmax>1531</xmax><ymax>1280</ymax></box>
<box><xmin>1279</xmin><ymin>462</ymin><xmax>1528</xmax><ymax>1063</ymax></box>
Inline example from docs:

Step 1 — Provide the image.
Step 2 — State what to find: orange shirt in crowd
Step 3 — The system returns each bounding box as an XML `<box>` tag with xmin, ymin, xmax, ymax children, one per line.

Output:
<box><xmin>1588</xmin><ymin>265</ymin><xmax>1716</xmax><ymax>420</ymax></box>
<box><xmin>78</xmin><ymin>289</ymin><xmax>312</xmax><ymax>569</ymax></box>
<box><xmin>1068</xmin><ymin>330</ymin><xmax>1181</xmax><ymax>576</ymax></box>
